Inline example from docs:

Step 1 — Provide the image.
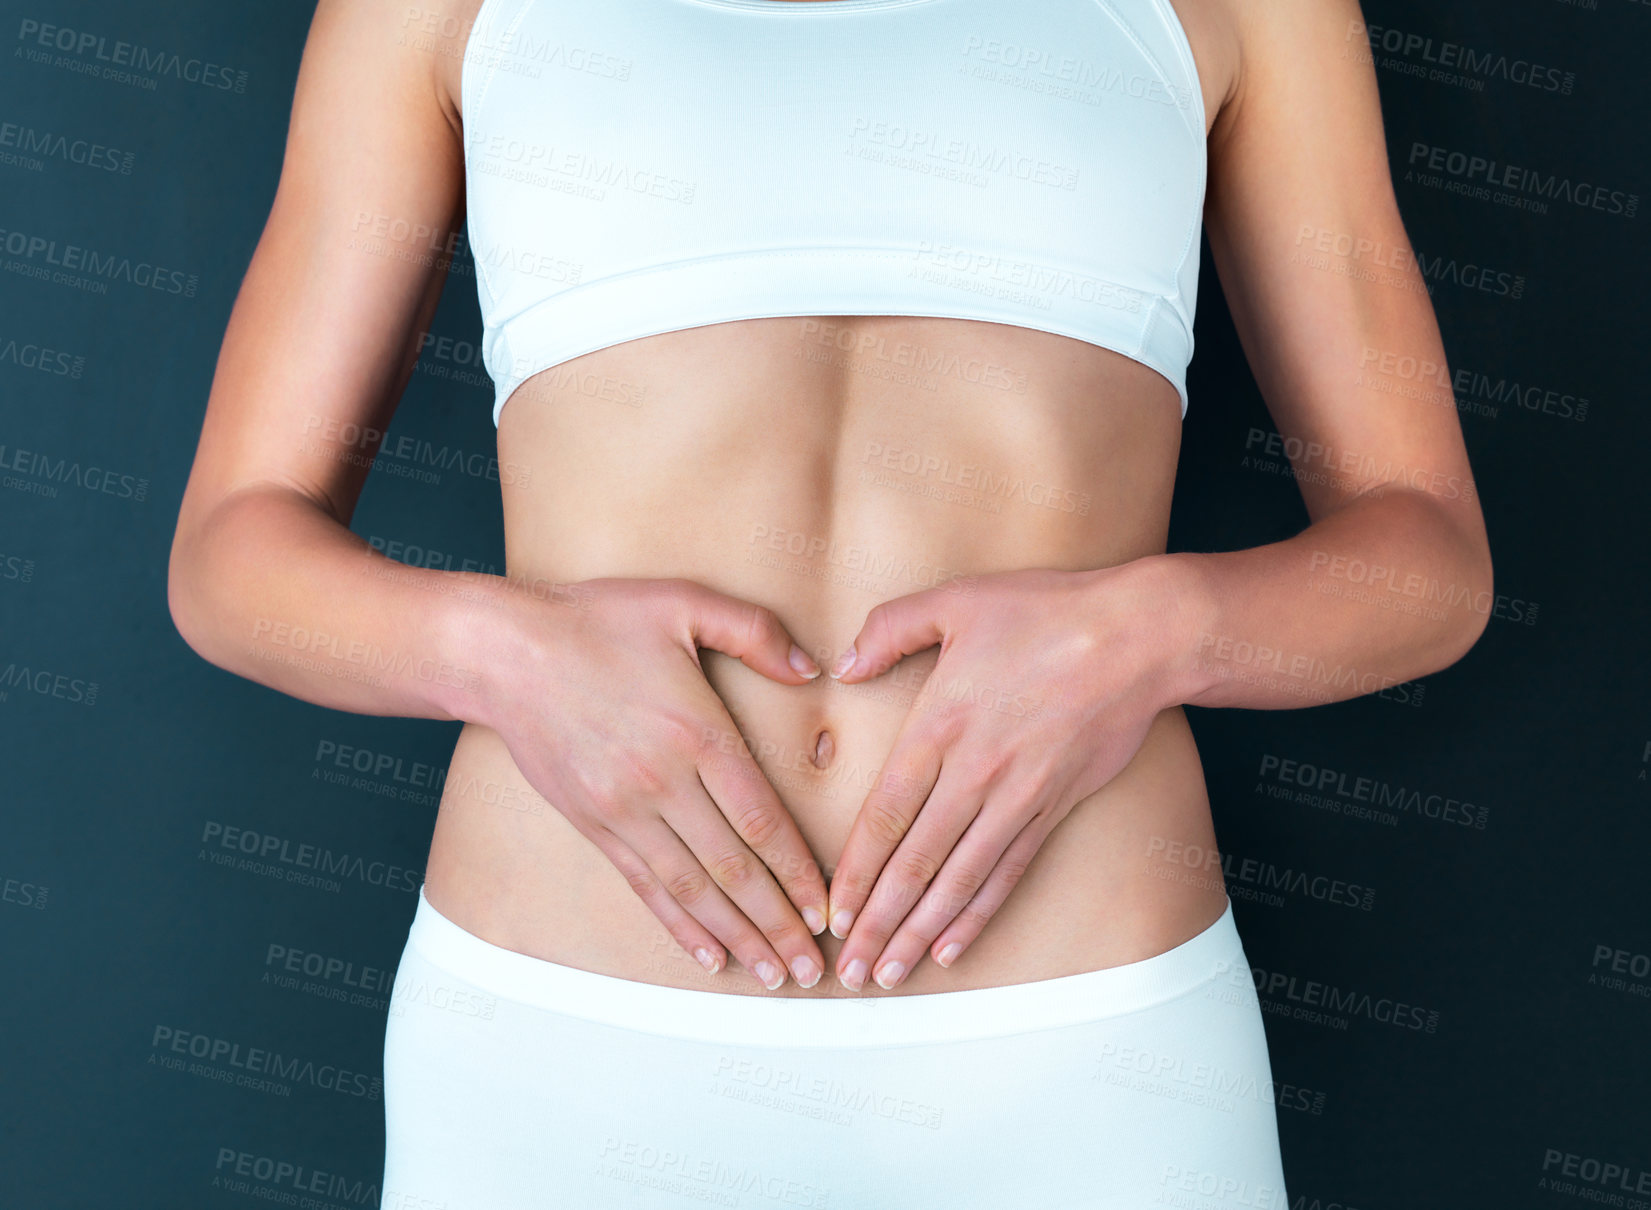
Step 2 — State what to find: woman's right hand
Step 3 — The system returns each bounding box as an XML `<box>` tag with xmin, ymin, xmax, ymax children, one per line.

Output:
<box><xmin>474</xmin><ymin>576</ymin><xmax>829</xmax><ymax>991</ymax></box>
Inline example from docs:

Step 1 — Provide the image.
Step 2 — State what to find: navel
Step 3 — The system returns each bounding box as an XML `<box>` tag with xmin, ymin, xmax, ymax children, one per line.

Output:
<box><xmin>811</xmin><ymin>727</ymin><xmax>835</xmax><ymax>770</ymax></box>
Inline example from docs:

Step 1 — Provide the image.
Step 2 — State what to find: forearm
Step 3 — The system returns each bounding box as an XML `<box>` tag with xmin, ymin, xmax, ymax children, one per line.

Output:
<box><xmin>168</xmin><ymin>483</ymin><xmax>522</xmax><ymax>727</ymax></box>
<box><xmin>1143</xmin><ymin>485</ymin><xmax>1494</xmax><ymax>711</ymax></box>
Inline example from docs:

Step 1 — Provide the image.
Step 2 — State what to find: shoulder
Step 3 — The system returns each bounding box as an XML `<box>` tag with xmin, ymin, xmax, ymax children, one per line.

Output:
<box><xmin>1205</xmin><ymin>0</ymin><xmax>1376</xmax><ymax>146</ymax></box>
<box><xmin>296</xmin><ymin>0</ymin><xmax>475</xmax><ymax>135</ymax></box>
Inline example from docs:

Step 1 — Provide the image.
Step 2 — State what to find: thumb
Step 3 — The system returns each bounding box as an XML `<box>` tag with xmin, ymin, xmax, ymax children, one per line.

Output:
<box><xmin>675</xmin><ymin>582</ymin><xmax>821</xmax><ymax>684</ymax></box>
<box><xmin>832</xmin><ymin>588</ymin><xmax>950</xmax><ymax>682</ymax></box>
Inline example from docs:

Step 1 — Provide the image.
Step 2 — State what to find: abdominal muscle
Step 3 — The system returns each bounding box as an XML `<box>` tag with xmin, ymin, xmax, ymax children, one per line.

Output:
<box><xmin>421</xmin><ymin>314</ymin><xmax>1231</xmax><ymax>998</ymax></box>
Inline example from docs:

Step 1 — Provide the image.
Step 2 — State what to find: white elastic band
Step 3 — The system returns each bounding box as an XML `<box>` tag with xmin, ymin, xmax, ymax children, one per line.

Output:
<box><xmin>405</xmin><ymin>884</ymin><xmax>1244</xmax><ymax>1048</ymax></box>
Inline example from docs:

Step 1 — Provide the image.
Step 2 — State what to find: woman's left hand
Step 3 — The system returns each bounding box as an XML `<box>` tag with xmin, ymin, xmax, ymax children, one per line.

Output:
<box><xmin>823</xmin><ymin>558</ymin><xmax>1195</xmax><ymax>992</ymax></box>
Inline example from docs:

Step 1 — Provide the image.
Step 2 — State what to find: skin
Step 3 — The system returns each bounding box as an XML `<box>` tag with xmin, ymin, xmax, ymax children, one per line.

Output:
<box><xmin>170</xmin><ymin>0</ymin><xmax>1491</xmax><ymax>999</ymax></box>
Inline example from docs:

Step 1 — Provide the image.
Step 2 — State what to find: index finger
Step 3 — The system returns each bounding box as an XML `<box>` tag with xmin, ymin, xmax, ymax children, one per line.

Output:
<box><xmin>695</xmin><ymin>719</ymin><xmax>830</xmax><ymax>938</ymax></box>
<box><xmin>825</xmin><ymin>724</ymin><xmax>944</xmax><ymax>940</ymax></box>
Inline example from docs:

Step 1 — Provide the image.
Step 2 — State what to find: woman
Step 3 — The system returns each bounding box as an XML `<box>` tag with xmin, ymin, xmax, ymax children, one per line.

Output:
<box><xmin>169</xmin><ymin>0</ymin><xmax>1492</xmax><ymax>1203</ymax></box>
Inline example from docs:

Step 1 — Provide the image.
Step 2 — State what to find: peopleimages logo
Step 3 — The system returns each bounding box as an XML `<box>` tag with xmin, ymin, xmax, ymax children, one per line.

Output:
<box><xmin>1539</xmin><ymin>1149</ymin><xmax>1651</xmax><ymax>1197</ymax></box>
<box><xmin>212</xmin><ymin>1148</ymin><xmax>380</xmax><ymax>1207</ymax></box>
<box><xmin>0</xmin><ymin>441</ymin><xmax>149</xmax><ymax>502</ymax></box>
<box><xmin>198</xmin><ymin>821</ymin><xmax>423</xmax><ymax>893</ymax></box>
<box><xmin>149</xmin><ymin>1027</ymin><xmax>380</xmax><ymax>1098</ymax></box>
<box><xmin>0</xmin><ymin>225</ymin><xmax>197</xmax><ymax>295</ymax></box>
<box><xmin>1347</xmin><ymin>20</ymin><xmax>1575</xmax><ymax>94</ymax></box>
<box><xmin>0</xmin><ymin>120</ymin><xmax>136</xmax><ymax>173</ymax></box>
<box><xmin>0</xmin><ymin>658</ymin><xmax>99</xmax><ymax>704</ymax></box>
<box><xmin>1408</xmin><ymin>142</ymin><xmax>1638</xmax><ymax>218</ymax></box>
<box><xmin>1248</xmin><ymin>967</ymin><xmax>1441</xmax><ymax>1033</ymax></box>
<box><xmin>312</xmin><ymin>737</ymin><xmax>448</xmax><ymax>793</ymax></box>
<box><xmin>957</xmin><ymin>35</ymin><xmax>1197</xmax><ymax>112</ymax></box>
<box><xmin>14</xmin><ymin>18</ymin><xmax>250</xmax><ymax>92</ymax></box>
<box><xmin>1256</xmin><ymin>754</ymin><xmax>1488</xmax><ymax>829</ymax></box>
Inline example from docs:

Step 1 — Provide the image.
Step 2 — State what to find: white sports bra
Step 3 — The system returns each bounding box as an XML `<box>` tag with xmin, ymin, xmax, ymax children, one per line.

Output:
<box><xmin>461</xmin><ymin>0</ymin><xmax>1207</xmax><ymax>426</ymax></box>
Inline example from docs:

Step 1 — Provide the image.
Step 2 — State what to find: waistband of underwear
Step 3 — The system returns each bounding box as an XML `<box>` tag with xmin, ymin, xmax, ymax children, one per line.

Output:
<box><xmin>404</xmin><ymin>883</ymin><xmax>1247</xmax><ymax>1048</ymax></box>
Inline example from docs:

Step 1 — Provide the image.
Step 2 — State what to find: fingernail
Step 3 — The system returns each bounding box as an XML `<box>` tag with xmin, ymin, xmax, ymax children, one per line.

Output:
<box><xmin>789</xmin><ymin>644</ymin><xmax>821</xmax><ymax>679</ymax></box>
<box><xmin>829</xmin><ymin>909</ymin><xmax>854</xmax><ymax>939</ymax></box>
<box><xmin>754</xmin><ymin>960</ymin><xmax>785</xmax><ymax>990</ymax></box>
<box><xmin>802</xmin><ymin>906</ymin><xmax>827</xmax><ymax>935</ymax></box>
<box><xmin>936</xmin><ymin>942</ymin><xmax>962</xmax><ymax>968</ymax></box>
<box><xmin>829</xmin><ymin>646</ymin><xmax>857</xmax><ymax>679</ymax></box>
<box><xmin>695</xmin><ymin>947</ymin><xmax>721</xmax><ymax>973</ymax></box>
<box><xmin>839</xmin><ymin>958</ymin><xmax>868</xmax><ymax>992</ymax></box>
<box><xmin>790</xmin><ymin>955</ymin><xmax>821</xmax><ymax>988</ymax></box>
<box><xmin>874</xmin><ymin>960</ymin><xmax>906</xmax><ymax>990</ymax></box>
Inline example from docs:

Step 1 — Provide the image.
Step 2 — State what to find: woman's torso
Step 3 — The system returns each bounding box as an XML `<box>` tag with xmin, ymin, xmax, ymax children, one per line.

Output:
<box><xmin>421</xmin><ymin>0</ymin><xmax>1240</xmax><ymax>997</ymax></box>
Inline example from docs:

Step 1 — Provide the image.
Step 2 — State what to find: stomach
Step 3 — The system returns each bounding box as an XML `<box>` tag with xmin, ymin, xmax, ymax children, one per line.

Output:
<box><xmin>422</xmin><ymin>313</ymin><xmax>1231</xmax><ymax>997</ymax></box>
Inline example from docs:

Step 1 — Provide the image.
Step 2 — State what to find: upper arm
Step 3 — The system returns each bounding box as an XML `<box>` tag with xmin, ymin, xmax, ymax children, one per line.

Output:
<box><xmin>1201</xmin><ymin>0</ymin><xmax>1488</xmax><ymax>550</ymax></box>
<box><xmin>175</xmin><ymin>0</ymin><xmax>466</xmax><ymax>534</ymax></box>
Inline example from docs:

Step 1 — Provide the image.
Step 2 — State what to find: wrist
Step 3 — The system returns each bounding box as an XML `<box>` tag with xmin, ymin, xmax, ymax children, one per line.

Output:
<box><xmin>429</xmin><ymin>570</ymin><xmax>539</xmax><ymax>729</ymax></box>
<box><xmin>1104</xmin><ymin>552</ymin><xmax>1221</xmax><ymax>711</ymax></box>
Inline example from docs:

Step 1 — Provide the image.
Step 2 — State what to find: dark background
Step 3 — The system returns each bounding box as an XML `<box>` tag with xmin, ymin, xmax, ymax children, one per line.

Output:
<box><xmin>2</xmin><ymin>1</ymin><xmax>1647</xmax><ymax>1207</ymax></box>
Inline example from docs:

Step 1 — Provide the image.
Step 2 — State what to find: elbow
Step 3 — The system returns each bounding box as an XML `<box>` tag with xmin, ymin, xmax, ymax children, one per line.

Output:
<box><xmin>167</xmin><ymin>520</ymin><xmax>206</xmax><ymax>659</ymax></box>
<box><xmin>1434</xmin><ymin>535</ymin><xmax>1495</xmax><ymax>672</ymax></box>
<box><xmin>1392</xmin><ymin>481</ymin><xmax>1494</xmax><ymax>675</ymax></box>
<box><xmin>168</xmin><ymin>502</ymin><xmax>228</xmax><ymax>664</ymax></box>
<box><xmin>167</xmin><ymin>482</ymin><xmax>254</xmax><ymax>662</ymax></box>
<box><xmin>167</xmin><ymin>482</ymin><xmax>310</xmax><ymax>669</ymax></box>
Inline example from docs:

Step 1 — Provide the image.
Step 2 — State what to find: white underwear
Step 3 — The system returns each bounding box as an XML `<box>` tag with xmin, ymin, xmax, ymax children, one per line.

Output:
<box><xmin>382</xmin><ymin>884</ymin><xmax>1289</xmax><ymax>1209</ymax></box>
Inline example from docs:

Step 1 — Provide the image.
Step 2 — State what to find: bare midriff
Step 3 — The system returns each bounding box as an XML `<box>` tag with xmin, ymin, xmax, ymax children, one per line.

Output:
<box><xmin>421</xmin><ymin>313</ymin><xmax>1232</xmax><ymax>997</ymax></box>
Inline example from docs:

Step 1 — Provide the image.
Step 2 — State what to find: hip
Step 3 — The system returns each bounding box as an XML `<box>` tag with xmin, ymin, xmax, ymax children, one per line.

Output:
<box><xmin>381</xmin><ymin>880</ymin><xmax>1288</xmax><ymax>1209</ymax></box>
<box><xmin>422</xmin><ymin>704</ymin><xmax>1231</xmax><ymax>998</ymax></box>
